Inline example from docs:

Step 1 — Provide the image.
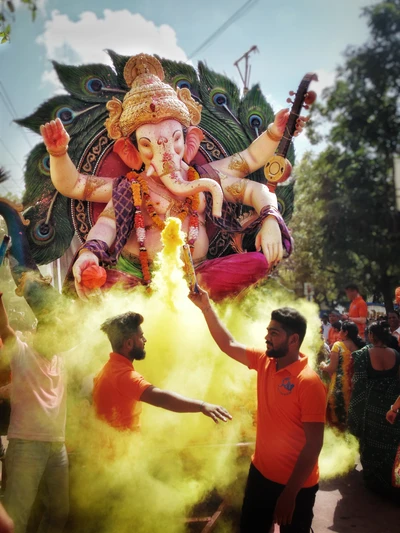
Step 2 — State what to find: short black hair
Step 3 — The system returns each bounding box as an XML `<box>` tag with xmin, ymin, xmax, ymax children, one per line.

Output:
<box><xmin>388</xmin><ymin>309</ymin><xmax>400</xmax><ymax>318</ymax></box>
<box><xmin>271</xmin><ymin>307</ymin><xmax>307</xmax><ymax>346</ymax></box>
<box><xmin>332</xmin><ymin>320</ymin><xmax>342</xmax><ymax>332</ymax></box>
<box><xmin>100</xmin><ymin>312</ymin><xmax>144</xmax><ymax>352</ymax></box>
<box><xmin>345</xmin><ymin>283</ymin><xmax>359</xmax><ymax>292</ymax></box>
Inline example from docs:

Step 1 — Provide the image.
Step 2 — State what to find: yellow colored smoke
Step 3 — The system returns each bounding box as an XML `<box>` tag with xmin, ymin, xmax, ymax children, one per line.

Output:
<box><xmin>0</xmin><ymin>218</ymin><xmax>360</xmax><ymax>531</ymax></box>
<box><xmin>319</xmin><ymin>427</ymin><xmax>359</xmax><ymax>480</ymax></box>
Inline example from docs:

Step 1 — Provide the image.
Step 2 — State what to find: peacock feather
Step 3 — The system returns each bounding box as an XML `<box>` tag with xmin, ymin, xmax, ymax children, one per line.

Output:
<box><xmin>276</xmin><ymin>181</ymin><xmax>295</xmax><ymax>222</ymax></box>
<box><xmin>106</xmin><ymin>49</ymin><xmax>131</xmax><ymax>91</ymax></box>
<box><xmin>239</xmin><ymin>84</ymin><xmax>274</xmax><ymax>141</ymax></box>
<box><xmin>52</xmin><ymin>61</ymin><xmax>123</xmax><ymax>102</ymax></box>
<box><xmin>16</xmin><ymin>49</ymin><xmax>296</xmax><ymax>268</ymax></box>
<box><xmin>156</xmin><ymin>56</ymin><xmax>200</xmax><ymax>99</ymax></box>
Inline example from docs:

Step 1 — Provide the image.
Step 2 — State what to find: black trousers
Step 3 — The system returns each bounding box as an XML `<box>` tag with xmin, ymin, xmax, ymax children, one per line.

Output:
<box><xmin>240</xmin><ymin>463</ymin><xmax>318</xmax><ymax>533</ymax></box>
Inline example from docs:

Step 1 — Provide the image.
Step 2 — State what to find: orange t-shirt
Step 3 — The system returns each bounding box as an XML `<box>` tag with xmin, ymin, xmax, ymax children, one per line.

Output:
<box><xmin>349</xmin><ymin>295</ymin><xmax>368</xmax><ymax>337</ymax></box>
<box><xmin>327</xmin><ymin>327</ymin><xmax>341</xmax><ymax>347</ymax></box>
<box><xmin>246</xmin><ymin>348</ymin><xmax>327</xmax><ymax>487</ymax></box>
<box><xmin>93</xmin><ymin>353</ymin><xmax>152</xmax><ymax>431</ymax></box>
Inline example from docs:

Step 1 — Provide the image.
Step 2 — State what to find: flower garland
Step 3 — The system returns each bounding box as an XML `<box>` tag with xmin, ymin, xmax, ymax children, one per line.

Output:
<box><xmin>327</xmin><ymin>342</ymin><xmax>352</xmax><ymax>430</ymax></box>
<box><xmin>126</xmin><ymin>168</ymin><xmax>200</xmax><ymax>285</ymax></box>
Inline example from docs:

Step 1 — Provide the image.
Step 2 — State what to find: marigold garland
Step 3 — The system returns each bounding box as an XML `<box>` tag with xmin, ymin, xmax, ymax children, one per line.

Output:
<box><xmin>327</xmin><ymin>341</ymin><xmax>353</xmax><ymax>430</ymax></box>
<box><xmin>127</xmin><ymin>167</ymin><xmax>201</xmax><ymax>285</ymax></box>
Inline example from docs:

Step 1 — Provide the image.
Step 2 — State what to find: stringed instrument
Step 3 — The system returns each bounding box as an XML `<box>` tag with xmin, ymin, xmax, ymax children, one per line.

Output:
<box><xmin>264</xmin><ymin>73</ymin><xmax>318</xmax><ymax>191</ymax></box>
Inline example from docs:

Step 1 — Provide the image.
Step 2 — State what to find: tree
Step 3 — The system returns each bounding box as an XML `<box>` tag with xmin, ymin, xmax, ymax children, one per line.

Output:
<box><xmin>0</xmin><ymin>166</ymin><xmax>10</xmax><ymax>184</ymax></box>
<box><xmin>281</xmin><ymin>0</ymin><xmax>400</xmax><ymax>311</ymax></box>
<box><xmin>0</xmin><ymin>0</ymin><xmax>37</xmax><ymax>44</ymax></box>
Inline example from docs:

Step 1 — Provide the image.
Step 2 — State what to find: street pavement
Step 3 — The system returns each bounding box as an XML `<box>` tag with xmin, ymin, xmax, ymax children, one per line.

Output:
<box><xmin>296</xmin><ymin>462</ymin><xmax>399</xmax><ymax>533</ymax></box>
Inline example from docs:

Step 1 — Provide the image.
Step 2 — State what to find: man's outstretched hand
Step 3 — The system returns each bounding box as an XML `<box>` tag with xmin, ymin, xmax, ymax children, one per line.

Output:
<box><xmin>201</xmin><ymin>402</ymin><xmax>232</xmax><ymax>424</ymax></box>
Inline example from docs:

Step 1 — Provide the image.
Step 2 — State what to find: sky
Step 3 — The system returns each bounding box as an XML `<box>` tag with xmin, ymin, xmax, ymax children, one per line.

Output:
<box><xmin>0</xmin><ymin>0</ymin><xmax>378</xmax><ymax>198</ymax></box>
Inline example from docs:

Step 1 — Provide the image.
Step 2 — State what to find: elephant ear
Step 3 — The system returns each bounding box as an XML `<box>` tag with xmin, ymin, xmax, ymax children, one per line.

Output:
<box><xmin>113</xmin><ymin>138</ymin><xmax>142</xmax><ymax>170</ymax></box>
<box><xmin>184</xmin><ymin>127</ymin><xmax>204</xmax><ymax>164</ymax></box>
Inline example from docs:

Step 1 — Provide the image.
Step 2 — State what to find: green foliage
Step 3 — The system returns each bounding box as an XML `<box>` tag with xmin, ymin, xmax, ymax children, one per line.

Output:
<box><xmin>0</xmin><ymin>0</ymin><xmax>37</xmax><ymax>44</ymax></box>
<box><xmin>281</xmin><ymin>0</ymin><xmax>400</xmax><ymax>310</ymax></box>
<box><xmin>0</xmin><ymin>166</ymin><xmax>10</xmax><ymax>184</ymax></box>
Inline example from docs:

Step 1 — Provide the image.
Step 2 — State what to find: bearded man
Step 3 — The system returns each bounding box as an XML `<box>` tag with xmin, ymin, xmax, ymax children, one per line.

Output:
<box><xmin>93</xmin><ymin>311</ymin><xmax>231</xmax><ymax>431</ymax></box>
<box><xmin>189</xmin><ymin>287</ymin><xmax>326</xmax><ymax>532</ymax></box>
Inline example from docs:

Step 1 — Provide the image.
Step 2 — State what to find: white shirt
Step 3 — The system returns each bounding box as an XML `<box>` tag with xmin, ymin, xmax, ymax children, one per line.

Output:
<box><xmin>321</xmin><ymin>323</ymin><xmax>332</xmax><ymax>341</ymax></box>
<box><xmin>7</xmin><ymin>337</ymin><xmax>66</xmax><ymax>442</ymax></box>
<box><xmin>392</xmin><ymin>326</ymin><xmax>400</xmax><ymax>344</ymax></box>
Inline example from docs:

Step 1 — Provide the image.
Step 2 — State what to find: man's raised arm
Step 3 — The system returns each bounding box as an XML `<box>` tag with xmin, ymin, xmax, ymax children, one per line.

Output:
<box><xmin>188</xmin><ymin>286</ymin><xmax>249</xmax><ymax>366</ymax></box>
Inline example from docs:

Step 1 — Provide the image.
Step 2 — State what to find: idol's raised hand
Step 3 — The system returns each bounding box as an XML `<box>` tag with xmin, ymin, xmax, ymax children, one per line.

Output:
<box><xmin>273</xmin><ymin>108</ymin><xmax>309</xmax><ymax>137</ymax></box>
<box><xmin>40</xmin><ymin>118</ymin><xmax>70</xmax><ymax>156</ymax></box>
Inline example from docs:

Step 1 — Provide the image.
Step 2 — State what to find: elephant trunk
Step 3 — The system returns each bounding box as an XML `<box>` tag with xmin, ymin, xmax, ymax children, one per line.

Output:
<box><xmin>156</xmin><ymin>171</ymin><xmax>223</xmax><ymax>218</ymax></box>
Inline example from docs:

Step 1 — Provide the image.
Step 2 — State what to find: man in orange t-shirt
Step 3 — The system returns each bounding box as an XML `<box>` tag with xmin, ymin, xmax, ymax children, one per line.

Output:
<box><xmin>343</xmin><ymin>283</ymin><xmax>368</xmax><ymax>338</ymax></box>
<box><xmin>93</xmin><ymin>312</ymin><xmax>231</xmax><ymax>432</ymax></box>
<box><xmin>189</xmin><ymin>288</ymin><xmax>326</xmax><ymax>532</ymax></box>
<box><xmin>327</xmin><ymin>310</ymin><xmax>342</xmax><ymax>348</ymax></box>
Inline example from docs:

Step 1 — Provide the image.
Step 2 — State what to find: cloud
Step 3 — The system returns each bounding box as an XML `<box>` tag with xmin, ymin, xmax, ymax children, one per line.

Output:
<box><xmin>313</xmin><ymin>68</ymin><xmax>336</xmax><ymax>99</ymax></box>
<box><xmin>36</xmin><ymin>9</ymin><xmax>188</xmax><ymax>87</ymax></box>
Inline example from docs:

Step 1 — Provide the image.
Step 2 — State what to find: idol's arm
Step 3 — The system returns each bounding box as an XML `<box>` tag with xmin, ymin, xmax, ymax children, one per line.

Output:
<box><xmin>208</xmin><ymin>109</ymin><xmax>289</xmax><ymax>178</ymax></box>
<box><xmin>72</xmin><ymin>203</ymin><xmax>116</xmax><ymax>300</ymax></box>
<box><xmin>40</xmin><ymin>118</ymin><xmax>113</xmax><ymax>203</ymax></box>
<box><xmin>216</xmin><ymin>173</ymin><xmax>283</xmax><ymax>265</ymax></box>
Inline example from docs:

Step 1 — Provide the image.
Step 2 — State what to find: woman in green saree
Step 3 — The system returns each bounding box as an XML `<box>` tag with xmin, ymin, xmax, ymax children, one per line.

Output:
<box><xmin>348</xmin><ymin>322</ymin><xmax>400</xmax><ymax>501</ymax></box>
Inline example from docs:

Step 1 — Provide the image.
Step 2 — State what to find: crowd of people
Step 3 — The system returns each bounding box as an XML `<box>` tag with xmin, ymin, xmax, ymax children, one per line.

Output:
<box><xmin>0</xmin><ymin>279</ymin><xmax>398</xmax><ymax>533</ymax></box>
<box><xmin>319</xmin><ymin>283</ymin><xmax>400</xmax><ymax>502</ymax></box>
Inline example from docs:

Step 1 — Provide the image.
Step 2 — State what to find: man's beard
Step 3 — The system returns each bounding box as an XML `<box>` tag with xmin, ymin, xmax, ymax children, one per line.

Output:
<box><xmin>129</xmin><ymin>346</ymin><xmax>146</xmax><ymax>361</ymax></box>
<box><xmin>266</xmin><ymin>343</ymin><xmax>289</xmax><ymax>359</ymax></box>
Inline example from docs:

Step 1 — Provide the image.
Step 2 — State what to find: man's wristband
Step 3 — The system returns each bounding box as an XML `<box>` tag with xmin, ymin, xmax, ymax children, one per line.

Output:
<box><xmin>390</xmin><ymin>405</ymin><xmax>399</xmax><ymax>414</ymax></box>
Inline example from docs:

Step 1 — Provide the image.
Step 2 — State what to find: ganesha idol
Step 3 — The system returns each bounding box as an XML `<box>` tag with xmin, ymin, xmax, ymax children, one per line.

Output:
<box><xmin>40</xmin><ymin>53</ymin><xmax>304</xmax><ymax>301</ymax></box>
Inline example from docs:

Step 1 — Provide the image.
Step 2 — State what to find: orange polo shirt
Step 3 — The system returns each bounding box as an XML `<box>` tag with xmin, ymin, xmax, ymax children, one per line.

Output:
<box><xmin>349</xmin><ymin>295</ymin><xmax>368</xmax><ymax>337</ymax></box>
<box><xmin>93</xmin><ymin>352</ymin><xmax>152</xmax><ymax>431</ymax></box>
<box><xmin>246</xmin><ymin>348</ymin><xmax>326</xmax><ymax>487</ymax></box>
